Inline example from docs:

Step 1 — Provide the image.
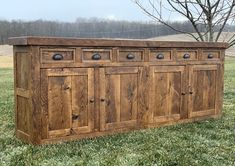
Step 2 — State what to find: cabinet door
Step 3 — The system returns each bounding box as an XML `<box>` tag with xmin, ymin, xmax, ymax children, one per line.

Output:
<box><xmin>188</xmin><ymin>65</ymin><xmax>219</xmax><ymax>118</ymax></box>
<box><xmin>150</xmin><ymin>66</ymin><xmax>186</xmax><ymax>123</ymax></box>
<box><xmin>99</xmin><ymin>67</ymin><xmax>141</xmax><ymax>131</ymax></box>
<box><xmin>41</xmin><ymin>68</ymin><xmax>94</xmax><ymax>139</ymax></box>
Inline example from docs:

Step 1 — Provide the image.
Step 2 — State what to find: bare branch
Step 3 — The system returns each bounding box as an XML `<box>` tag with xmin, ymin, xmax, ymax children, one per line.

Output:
<box><xmin>215</xmin><ymin>0</ymin><xmax>235</xmax><ymax>41</ymax></box>
<box><xmin>133</xmin><ymin>0</ymin><xmax>235</xmax><ymax>45</ymax></box>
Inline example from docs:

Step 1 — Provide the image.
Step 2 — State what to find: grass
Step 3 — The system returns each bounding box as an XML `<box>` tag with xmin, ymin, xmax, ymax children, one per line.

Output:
<box><xmin>0</xmin><ymin>59</ymin><xmax>235</xmax><ymax>166</ymax></box>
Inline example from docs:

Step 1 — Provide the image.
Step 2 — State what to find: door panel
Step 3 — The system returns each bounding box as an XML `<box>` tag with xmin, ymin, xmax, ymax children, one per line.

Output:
<box><xmin>100</xmin><ymin>67</ymin><xmax>140</xmax><ymax>131</ymax></box>
<box><xmin>189</xmin><ymin>65</ymin><xmax>218</xmax><ymax>118</ymax></box>
<box><xmin>41</xmin><ymin>68</ymin><xmax>94</xmax><ymax>139</ymax></box>
<box><xmin>48</xmin><ymin>76</ymin><xmax>72</xmax><ymax>131</ymax></box>
<box><xmin>150</xmin><ymin>66</ymin><xmax>186</xmax><ymax>123</ymax></box>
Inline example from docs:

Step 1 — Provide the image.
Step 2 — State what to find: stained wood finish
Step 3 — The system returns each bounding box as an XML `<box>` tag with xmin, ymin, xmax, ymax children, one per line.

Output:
<box><xmin>9</xmin><ymin>37</ymin><xmax>228</xmax><ymax>48</ymax></box>
<box><xmin>188</xmin><ymin>65</ymin><xmax>219</xmax><ymax>118</ymax></box>
<box><xmin>41</xmin><ymin>68</ymin><xmax>94</xmax><ymax>138</ymax></box>
<box><xmin>202</xmin><ymin>50</ymin><xmax>220</xmax><ymax>61</ymax></box>
<box><xmin>150</xmin><ymin>50</ymin><xmax>172</xmax><ymax>62</ymax></box>
<box><xmin>82</xmin><ymin>49</ymin><xmax>112</xmax><ymax>62</ymax></box>
<box><xmin>118</xmin><ymin>49</ymin><xmax>144</xmax><ymax>62</ymax></box>
<box><xmin>176</xmin><ymin>50</ymin><xmax>198</xmax><ymax>61</ymax></box>
<box><xmin>150</xmin><ymin>66</ymin><xmax>186</xmax><ymax>123</ymax></box>
<box><xmin>10</xmin><ymin>37</ymin><xmax>227</xmax><ymax>145</ymax></box>
<box><xmin>100</xmin><ymin>67</ymin><xmax>140</xmax><ymax>131</ymax></box>
<box><xmin>16</xmin><ymin>52</ymin><xmax>30</xmax><ymax>89</ymax></box>
<box><xmin>41</xmin><ymin>48</ymin><xmax>75</xmax><ymax>63</ymax></box>
<box><xmin>17</xmin><ymin>96</ymin><xmax>30</xmax><ymax>133</ymax></box>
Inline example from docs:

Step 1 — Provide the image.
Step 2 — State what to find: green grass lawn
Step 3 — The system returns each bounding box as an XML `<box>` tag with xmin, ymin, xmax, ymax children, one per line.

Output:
<box><xmin>0</xmin><ymin>59</ymin><xmax>235</xmax><ymax>166</ymax></box>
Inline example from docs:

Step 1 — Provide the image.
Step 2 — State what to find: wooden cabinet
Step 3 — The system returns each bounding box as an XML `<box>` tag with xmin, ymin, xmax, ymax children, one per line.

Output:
<box><xmin>10</xmin><ymin>37</ymin><xmax>228</xmax><ymax>145</ymax></box>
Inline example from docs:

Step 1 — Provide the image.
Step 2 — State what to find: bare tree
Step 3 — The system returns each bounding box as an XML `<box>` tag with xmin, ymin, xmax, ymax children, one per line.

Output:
<box><xmin>133</xmin><ymin>0</ymin><xmax>235</xmax><ymax>47</ymax></box>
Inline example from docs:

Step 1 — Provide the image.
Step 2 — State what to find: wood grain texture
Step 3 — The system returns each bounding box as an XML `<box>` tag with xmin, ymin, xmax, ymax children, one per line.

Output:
<box><xmin>17</xmin><ymin>96</ymin><xmax>30</xmax><ymax>134</ymax></box>
<box><xmin>42</xmin><ymin>68</ymin><xmax>95</xmax><ymax>138</ymax></box>
<box><xmin>100</xmin><ymin>67</ymin><xmax>139</xmax><ymax>131</ymax></box>
<box><xmin>150</xmin><ymin>66</ymin><xmax>185</xmax><ymax>123</ymax></box>
<box><xmin>48</xmin><ymin>76</ymin><xmax>72</xmax><ymax>131</ymax></box>
<box><xmin>9</xmin><ymin>37</ymin><xmax>229</xmax><ymax>48</ymax></box>
<box><xmin>16</xmin><ymin>52</ymin><xmax>30</xmax><ymax>89</ymax></box>
<box><xmin>118</xmin><ymin>49</ymin><xmax>144</xmax><ymax>62</ymax></box>
<box><xmin>30</xmin><ymin>46</ymin><xmax>41</xmax><ymax>144</ymax></box>
<box><xmin>41</xmin><ymin>48</ymin><xmax>75</xmax><ymax>63</ymax></box>
<box><xmin>149</xmin><ymin>50</ymin><xmax>172</xmax><ymax>62</ymax></box>
<box><xmin>82</xmin><ymin>49</ymin><xmax>112</xmax><ymax>63</ymax></box>
<box><xmin>176</xmin><ymin>50</ymin><xmax>198</xmax><ymax>61</ymax></box>
<box><xmin>188</xmin><ymin>65</ymin><xmax>218</xmax><ymax>118</ymax></box>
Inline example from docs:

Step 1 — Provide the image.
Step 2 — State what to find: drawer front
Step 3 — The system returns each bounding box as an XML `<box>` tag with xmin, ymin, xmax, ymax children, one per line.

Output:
<box><xmin>176</xmin><ymin>50</ymin><xmax>198</xmax><ymax>61</ymax></box>
<box><xmin>41</xmin><ymin>48</ymin><xmax>75</xmax><ymax>63</ymax></box>
<box><xmin>82</xmin><ymin>49</ymin><xmax>112</xmax><ymax>62</ymax></box>
<box><xmin>118</xmin><ymin>49</ymin><xmax>144</xmax><ymax>62</ymax></box>
<box><xmin>150</xmin><ymin>50</ymin><xmax>172</xmax><ymax>61</ymax></box>
<box><xmin>202</xmin><ymin>50</ymin><xmax>220</xmax><ymax>60</ymax></box>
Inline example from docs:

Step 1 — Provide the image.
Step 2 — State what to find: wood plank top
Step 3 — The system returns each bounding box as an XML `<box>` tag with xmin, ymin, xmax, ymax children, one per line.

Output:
<box><xmin>8</xmin><ymin>36</ymin><xmax>229</xmax><ymax>48</ymax></box>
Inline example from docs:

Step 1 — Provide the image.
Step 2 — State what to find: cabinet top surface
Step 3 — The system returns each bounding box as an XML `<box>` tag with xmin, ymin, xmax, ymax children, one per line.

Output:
<box><xmin>8</xmin><ymin>36</ymin><xmax>228</xmax><ymax>48</ymax></box>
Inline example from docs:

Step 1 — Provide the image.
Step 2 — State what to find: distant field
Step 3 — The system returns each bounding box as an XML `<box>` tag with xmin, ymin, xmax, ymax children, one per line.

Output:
<box><xmin>0</xmin><ymin>45</ymin><xmax>13</xmax><ymax>68</ymax></box>
<box><xmin>0</xmin><ymin>45</ymin><xmax>13</xmax><ymax>56</ymax></box>
<box><xmin>0</xmin><ymin>56</ymin><xmax>13</xmax><ymax>68</ymax></box>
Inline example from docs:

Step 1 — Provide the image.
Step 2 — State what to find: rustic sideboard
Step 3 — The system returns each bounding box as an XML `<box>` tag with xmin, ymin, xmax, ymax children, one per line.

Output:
<box><xmin>9</xmin><ymin>37</ymin><xmax>228</xmax><ymax>145</ymax></box>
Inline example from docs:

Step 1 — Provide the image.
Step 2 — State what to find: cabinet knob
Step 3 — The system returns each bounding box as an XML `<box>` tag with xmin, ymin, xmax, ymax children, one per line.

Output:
<box><xmin>89</xmin><ymin>98</ymin><xmax>95</xmax><ymax>103</ymax></box>
<box><xmin>183</xmin><ymin>54</ymin><xmax>190</xmax><ymax>59</ymax></box>
<box><xmin>181</xmin><ymin>92</ymin><xmax>186</xmax><ymax>95</ymax></box>
<box><xmin>64</xmin><ymin>86</ymin><xmax>70</xmax><ymax>90</ymax></box>
<box><xmin>189</xmin><ymin>92</ymin><xmax>193</xmax><ymax>94</ymax></box>
<box><xmin>126</xmin><ymin>54</ymin><xmax>135</xmax><ymax>60</ymax></box>
<box><xmin>208</xmin><ymin>54</ymin><xmax>214</xmax><ymax>59</ymax></box>
<box><xmin>100</xmin><ymin>98</ymin><xmax>105</xmax><ymax>102</ymax></box>
<box><xmin>72</xmin><ymin>114</ymin><xmax>79</xmax><ymax>120</ymax></box>
<box><xmin>52</xmin><ymin>54</ymin><xmax>63</xmax><ymax>60</ymax></box>
<box><xmin>156</xmin><ymin>54</ymin><xmax>164</xmax><ymax>59</ymax></box>
<box><xmin>92</xmin><ymin>53</ymin><xmax>101</xmax><ymax>60</ymax></box>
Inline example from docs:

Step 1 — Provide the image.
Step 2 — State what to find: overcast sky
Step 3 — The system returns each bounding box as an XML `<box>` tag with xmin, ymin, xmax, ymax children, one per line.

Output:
<box><xmin>0</xmin><ymin>0</ymin><xmax>153</xmax><ymax>22</ymax></box>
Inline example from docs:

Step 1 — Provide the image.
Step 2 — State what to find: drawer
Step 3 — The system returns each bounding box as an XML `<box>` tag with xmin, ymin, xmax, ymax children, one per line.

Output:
<box><xmin>82</xmin><ymin>49</ymin><xmax>112</xmax><ymax>62</ymax></box>
<box><xmin>176</xmin><ymin>50</ymin><xmax>198</xmax><ymax>61</ymax></box>
<box><xmin>41</xmin><ymin>48</ymin><xmax>75</xmax><ymax>63</ymax></box>
<box><xmin>118</xmin><ymin>49</ymin><xmax>144</xmax><ymax>62</ymax></box>
<box><xmin>202</xmin><ymin>50</ymin><xmax>220</xmax><ymax>60</ymax></box>
<box><xmin>150</xmin><ymin>50</ymin><xmax>172</xmax><ymax>61</ymax></box>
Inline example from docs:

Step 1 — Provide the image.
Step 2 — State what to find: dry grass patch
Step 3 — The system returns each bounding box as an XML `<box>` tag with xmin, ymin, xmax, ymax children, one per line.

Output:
<box><xmin>0</xmin><ymin>45</ymin><xmax>13</xmax><ymax>56</ymax></box>
<box><xmin>0</xmin><ymin>56</ymin><xmax>13</xmax><ymax>68</ymax></box>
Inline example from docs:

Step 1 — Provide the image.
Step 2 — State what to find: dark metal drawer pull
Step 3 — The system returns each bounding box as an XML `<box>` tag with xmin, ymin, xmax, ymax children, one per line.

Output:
<box><xmin>89</xmin><ymin>98</ymin><xmax>95</xmax><ymax>103</ymax></box>
<box><xmin>92</xmin><ymin>53</ymin><xmax>101</xmax><ymax>60</ymax></box>
<box><xmin>52</xmin><ymin>54</ymin><xmax>63</xmax><ymax>60</ymax></box>
<box><xmin>183</xmin><ymin>53</ymin><xmax>190</xmax><ymax>59</ymax></box>
<box><xmin>157</xmin><ymin>54</ymin><xmax>164</xmax><ymax>59</ymax></box>
<box><xmin>72</xmin><ymin>114</ymin><xmax>79</xmax><ymax>120</ymax></box>
<box><xmin>100</xmin><ymin>98</ymin><xmax>105</xmax><ymax>102</ymax></box>
<box><xmin>126</xmin><ymin>54</ymin><xmax>135</xmax><ymax>59</ymax></box>
<box><xmin>208</xmin><ymin>54</ymin><xmax>214</xmax><ymax>59</ymax></box>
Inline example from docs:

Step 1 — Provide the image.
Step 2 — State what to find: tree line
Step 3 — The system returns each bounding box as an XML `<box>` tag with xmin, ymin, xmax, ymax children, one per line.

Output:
<box><xmin>0</xmin><ymin>18</ymin><xmax>234</xmax><ymax>44</ymax></box>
